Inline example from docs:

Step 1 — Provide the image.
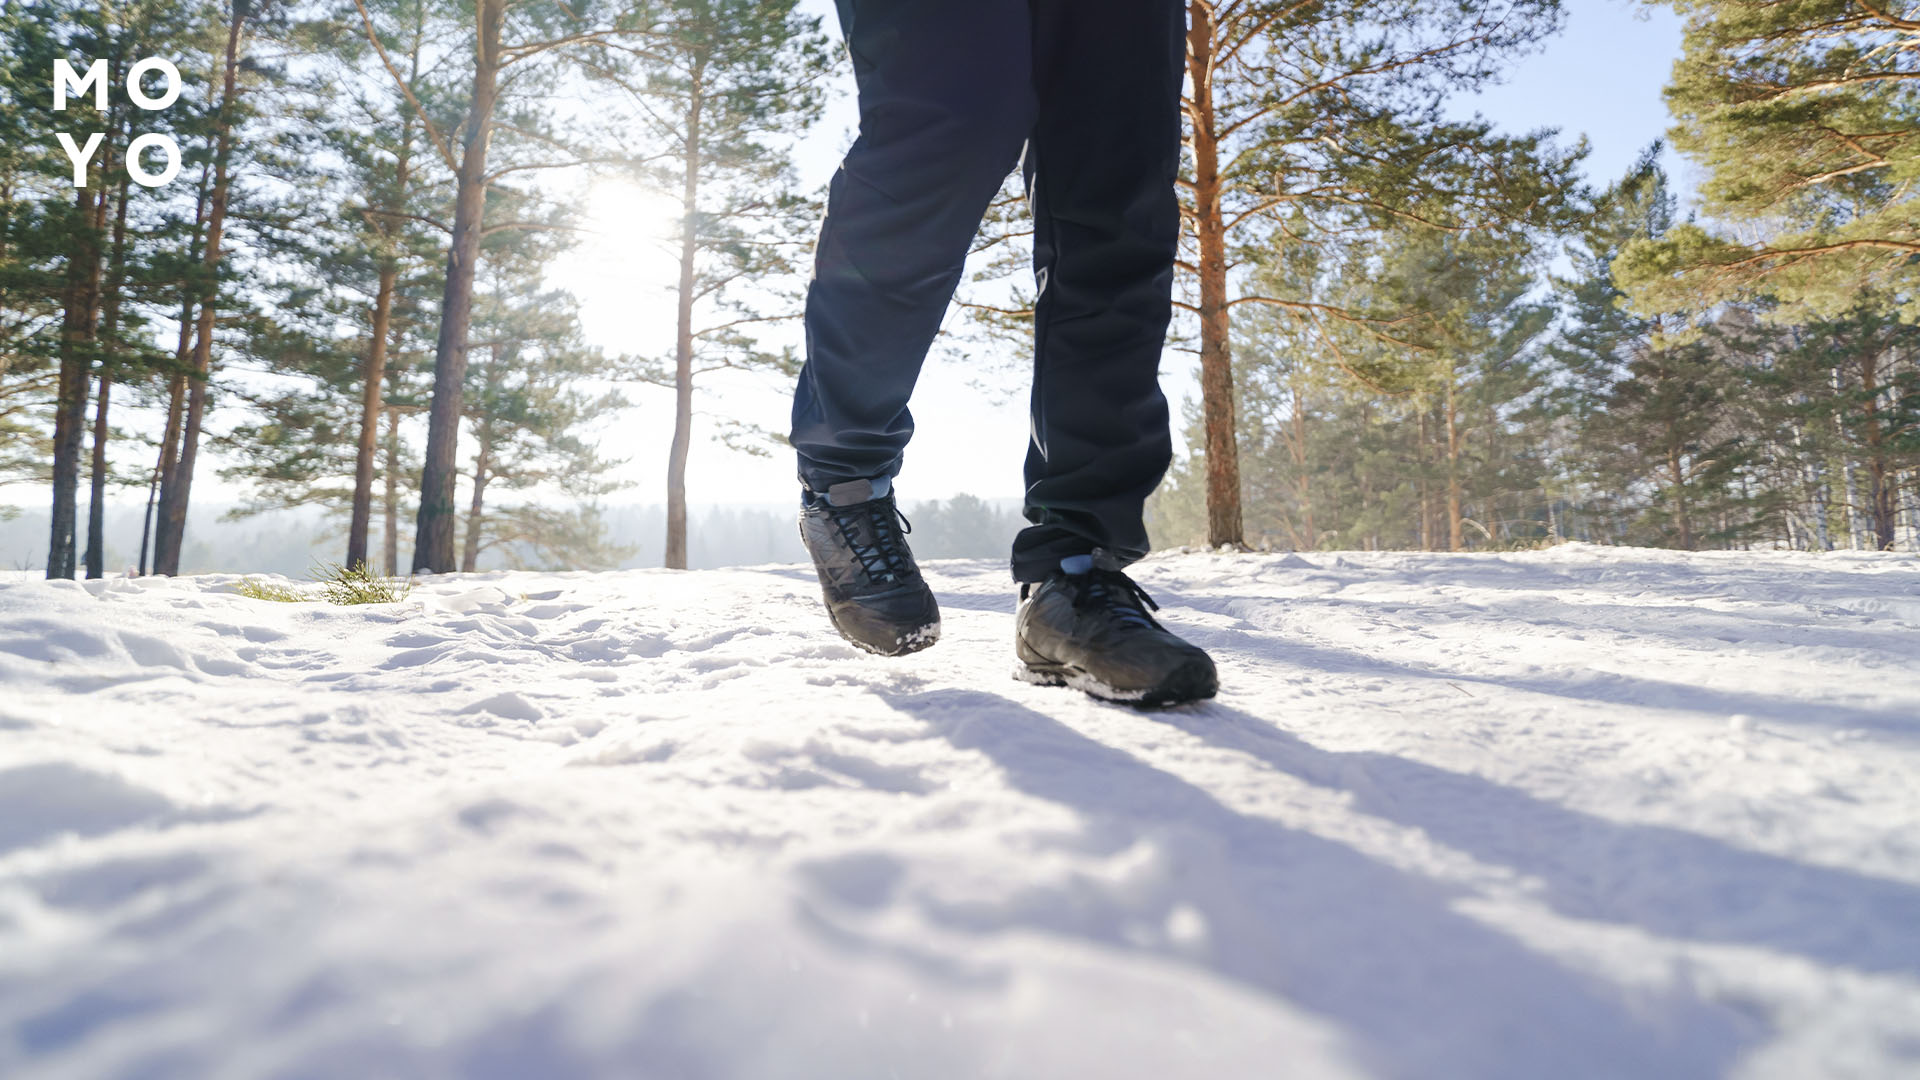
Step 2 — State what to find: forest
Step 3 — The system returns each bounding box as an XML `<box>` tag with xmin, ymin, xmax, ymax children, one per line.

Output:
<box><xmin>4</xmin><ymin>0</ymin><xmax>1919</xmax><ymax>582</ymax></box>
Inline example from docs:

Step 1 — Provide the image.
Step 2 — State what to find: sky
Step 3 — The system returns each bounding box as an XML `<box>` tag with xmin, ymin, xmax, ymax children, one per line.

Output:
<box><xmin>6</xmin><ymin>0</ymin><xmax>1693</xmax><ymax>523</ymax></box>
<box><xmin>551</xmin><ymin>0</ymin><xmax>1694</xmax><ymax>510</ymax></box>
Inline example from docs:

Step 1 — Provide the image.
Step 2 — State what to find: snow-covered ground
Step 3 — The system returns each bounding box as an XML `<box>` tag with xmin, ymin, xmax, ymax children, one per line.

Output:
<box><xmin>2</xmin><ymin>546</ymin><xmax>1917</xmax><ymax>1079</ymax></box>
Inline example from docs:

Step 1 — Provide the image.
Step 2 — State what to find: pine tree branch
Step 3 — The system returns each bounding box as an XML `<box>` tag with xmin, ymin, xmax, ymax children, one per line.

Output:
<box><xmin>498</xmin><ymin>25</ymin><xmax>656</xmax><ymax>65</ymax></box>
<box><xmin>350</xmin><ymin>0</ymin><xmax>459</xmax><ymax>175</ymax></box>
<box><xmin>358</xmin><ymin>206</ymin><xmax>451</xmax><ymax>234</ymax></box>
<box><xmin>1215</xmin><ymin>1</ymin><xmax>1322</xmax><ymax>72</ymax></box>
<box><xmin>694</xmin><ymin>312</ymin><xmax>800</xmax><ymax>338</ymax></box>
<box><xmin>1227</xmin><ymin>293</ymin><xmax>1431</xmax><ymax>351</ymax></box>
<box><xmin>1852</xmin><ymin>0</ymin><xmax>1920</xmax><ymax>34</ymax></box>
<box><xmin>477</xmin><ymin>221</ymin><xmax>591</xmax><ymax>237</ymax></box>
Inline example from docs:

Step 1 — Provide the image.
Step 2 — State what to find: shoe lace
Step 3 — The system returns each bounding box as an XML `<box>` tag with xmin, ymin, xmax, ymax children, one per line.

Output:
<box><xmin>1067</xmin><ymin>568</ymin><xmax>1161</xmax><ymax>630</ymax></box>
<box><xmin>829</xmin><ymin>498</ymin><xmax>914</xmax><ymax>583</ymax></box>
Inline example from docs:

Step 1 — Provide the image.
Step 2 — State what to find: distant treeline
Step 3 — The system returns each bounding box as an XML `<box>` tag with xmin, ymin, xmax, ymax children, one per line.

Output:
<box><xmin>0</xmin><ymin>494</ymin><xmax>1024</xmax><ymax>576</ymax></box>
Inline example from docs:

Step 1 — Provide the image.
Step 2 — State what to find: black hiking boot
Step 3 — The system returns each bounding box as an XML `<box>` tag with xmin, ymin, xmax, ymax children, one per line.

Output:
<box><xmin>799</xmin><ymin>479</ymin><xmax>941</xmax><ymax>656</ymax></box>
<box><xmin>1014</xmin><ymin>566</ymin><xmax>1217</xmax><ymax>706</ymax></box>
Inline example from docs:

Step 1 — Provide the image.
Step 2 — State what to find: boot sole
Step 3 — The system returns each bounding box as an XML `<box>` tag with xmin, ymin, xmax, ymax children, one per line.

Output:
<box><xmin>829</xmin><ymin>610</ymin><xmax>941</xmax><ymax>657</ymax></box>
<box><xmin>1013</xmin><ymin>657</ymin><xmax>1218</xmax><ymax>708</ymax></box>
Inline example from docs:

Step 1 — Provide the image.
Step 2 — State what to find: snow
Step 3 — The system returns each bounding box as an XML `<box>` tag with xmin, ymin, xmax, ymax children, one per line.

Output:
<box><xmin>2</xmin><ymin>545</ymin><xmax>1918</xmax><ymax>1079</ymax></box>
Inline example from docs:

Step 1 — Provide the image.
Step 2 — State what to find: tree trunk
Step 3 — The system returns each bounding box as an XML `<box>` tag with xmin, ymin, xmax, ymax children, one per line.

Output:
<box><xmin>1288</xmin><ymin>375</ymin><xmax>1315</xmax><ymax>549</ymax></box>
<box><xmin>146</xmin><ymin>159</ymin><xmax>213</xmax><ymax>576</ymax></box>
<box><xmin>1667</xmin><ymin>436</ymin><xmax>1694</xmax><ymax>550</ymax></box>
<box><xmin>383</xmin><ymin>404</ymin><xmax>402</xmax><ymax>576</ymax></box>
<box><xmin>460</xmin><ymin>351</ymin><xmax>501</xmax><ymax>574</ymax></box>
<box><xmin>147</xmin><ymin>369</ymin><xmax>188</xmax><ymax>574</ymax></box>
<box><xmin>1858</xmin><ymin>349</ymin><xmax>1897</xmax><ymax>550</ymax></box>
<box><xmin>155</xmin><ymin>9</ymin><xmax>246</xmax><ymax>576</ymax></box>
<box><xmin>1832</xmin><ymin>365</ymin><xmax>1865</xmax><ymax>549</ymax></box>
<box><xmin>665</xmin><ymin>75</ymin><xmax>704</xmax><ymax>570</ymax></box>
<box><xmin>137</xmin><ymin>472</ymin><xmax>159</xmax><ymax>576</ymax></box>
<box><xmin>1896</xmin><ymin>463</ymin><xmax>1912</xmax><ymax>549</ymax></box>
<box><xmin>1186</xmin><ymin>2</ymin><xmax>1244</xmax><ymax>549</ymax></box>
<box><xmin>86</xmin><ymin>152</ymin><xmax>135</xmax><ymax>580</ymax></box>
<box><xmin>414</xmin><ymin>0</ymin><xmax>505</xmax><ymax>574</ymax></box>
<box><xmin>1797</xmin><ymin>418</ymin><xmax>1831</xmax><ymax>550</ymax></box>
<box><xmin>1446</xmin><ymin>377</ymin><xmax>1463</xmax><ymax>552</ymax></box>
<box><xmin>461</xmin><ymin>445</ymin><xmax>489</xmax><ymax>573</ymax></box>
<box><xmin>85</xmin><ymin>375</ymin><xmax>111</xmax><ymax>577</ymax></box>
<box><xmin>350</xmin><ymin>264</ymin><xmax>399</xmax><ymax>569</ymax></box>
<box><xmin>48</xmin><ymin>169</ymin><xmax>105</xmax><ymax>578</ymax></box>
<box><xmin>1416</xmin><ymin>408</ymin><xmax>1431</xmax><ymax>551</ymax></box>
<box><xmin>1359</xmin><ymin>401</ymin><xmax>1376</xmax><ymax>551</ymax></box>
<box><xmin>350</xmin><ymin>32</ymin><xmax>420</xmax><ymax>571</ymax></box>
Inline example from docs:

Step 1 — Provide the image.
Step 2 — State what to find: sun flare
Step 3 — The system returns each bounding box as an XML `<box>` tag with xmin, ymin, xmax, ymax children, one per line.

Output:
<box><xmin>551</xmin><ymin>180</ymin><xmax>686</xmax><ymax>358</ymax></box>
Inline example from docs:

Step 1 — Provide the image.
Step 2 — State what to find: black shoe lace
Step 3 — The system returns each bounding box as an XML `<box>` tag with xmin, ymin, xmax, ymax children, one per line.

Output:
<box><xmin>829</xmin><ymin>498</ymin><xmax>914</xmax><ymax>583</ymax></box>
<box><xmin>1067</xmin><ymin>568</ymin><xmax>1161</xmax><ymax>630</ymax></box>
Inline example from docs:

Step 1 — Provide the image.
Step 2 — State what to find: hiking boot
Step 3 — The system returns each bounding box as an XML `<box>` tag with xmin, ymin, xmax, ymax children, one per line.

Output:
<box><xmin>1014</xmin><ymin>564</ymin><xmax>1217</xmax><ymax>706</ymax></box>
<box><xmin>799</xmin><ymin>478</ymin><xmax>941</xmax><ymax>656</ymax></box>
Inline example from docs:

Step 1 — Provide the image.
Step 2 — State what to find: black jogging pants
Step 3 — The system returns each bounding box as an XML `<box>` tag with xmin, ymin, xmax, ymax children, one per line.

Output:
<box><xmin>789</xmin><ymin>0</ymin><xmax>1185</xmax><ymax>582</ymax></box>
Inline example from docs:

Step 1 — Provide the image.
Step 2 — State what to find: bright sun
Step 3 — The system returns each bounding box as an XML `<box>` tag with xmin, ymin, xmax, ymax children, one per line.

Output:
<box><xmin>552</xmin><ymin>180</ymin><xmax>686</xmax><ymax>360</ymax></box>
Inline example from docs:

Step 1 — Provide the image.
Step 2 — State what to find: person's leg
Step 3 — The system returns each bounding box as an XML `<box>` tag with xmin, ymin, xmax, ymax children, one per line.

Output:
<box><xmin>791</xmin><ymin>0</ymin><xmax>1036</xmax><ymax>496</ymax></box>
<box><xmin>1010</xmin><ymin>0</ymin><xmax>1185</xmax><ymax>582</ymax></box>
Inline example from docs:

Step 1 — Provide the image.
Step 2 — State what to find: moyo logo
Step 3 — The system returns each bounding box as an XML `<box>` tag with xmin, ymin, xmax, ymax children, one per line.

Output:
<box><xmin>54</xmin><ymin>58</ymin><xmax>184</xmax><ymax>188</ymax></box>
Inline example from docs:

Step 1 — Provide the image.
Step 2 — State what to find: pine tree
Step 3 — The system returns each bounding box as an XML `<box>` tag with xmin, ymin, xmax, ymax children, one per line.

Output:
<box><xmin>1173</xmin><ymin>0</ymin><xmax>1579</xmax><ymax>546</ymax></box>
<box><xmin>347</xmin><ymin>0</ymin><xmax>661</xmax><ymax>574</ymax></box>
<box><xmin>0</xmin><ymin>4</ymin><xmax>70</xmax><ymax>523</ymax></box>
<box><xmin>1221</xmin><ymin>226</ymin><xmax>1555</xmax><ymax>552</ymax></box>
<box><xmin>325</xmin><ymin>0</ymin><xmax>445</xmax><ymax>571</ymax></box>
<box><xmin>589</xmin><ymin>0</ymin><xmax>832</xmax><ymax>569</ymax></box>
<box><xmin>23</xmin><ymin>1</ymin><xmax>115</xmax><ymax>578</ymax></box>
<box><xmin>1585</xmin><ymin>319</ymin><xmax>1752</xmax><ymax>549</ymax></box>
<box><xmin>1544</xmin><ymin>146</ymin><xmax>1676</xmax><ymax>541</ymax></box>
<box><xmin>1757</xmin><ymin>306</ymin><xmax>1920</xmax><ymax>550</ymax></box>
<box><xmin>1618</xmin><ymin>0</ymin><xmax>1920</xmax><ymax>317</ymax></box>
<box><xmin>458</xmin><ymin>266</ymin><xmax>631</xmax><ymax>571</ymax></box>
<box><xmin>151</xmin><ymin>0</ymin><xmax>273</xmax><ymax>576</ymax></box>
<box><xmin>962</xmin><ymin>2</ymin><xmax>1582</xmax><ymax>548</ymax></box>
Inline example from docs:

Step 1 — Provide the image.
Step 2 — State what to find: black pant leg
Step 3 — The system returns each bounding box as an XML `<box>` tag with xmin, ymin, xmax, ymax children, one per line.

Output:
<box><xmin>791</xmin><ymin>0</ymin><xmax>1035</xmax><ymax>495</ymax></box>
<box><xmin>1011</xmin><ymin>0</ymin><xmax>1185</xmax><ymax>581</ymax></box>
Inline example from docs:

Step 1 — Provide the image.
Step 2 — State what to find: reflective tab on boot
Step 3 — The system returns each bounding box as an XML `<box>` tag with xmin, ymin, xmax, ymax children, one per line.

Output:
<box><xmin>826</xmin><ymin>475</ymin><xmax>890</xmax><ymax>506</ymax></box>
